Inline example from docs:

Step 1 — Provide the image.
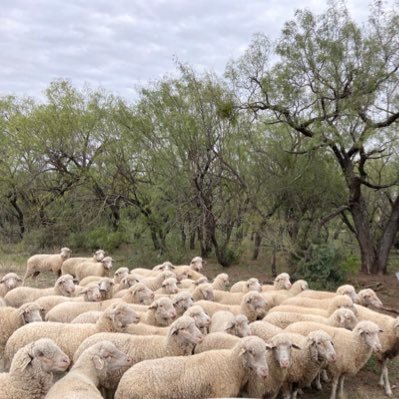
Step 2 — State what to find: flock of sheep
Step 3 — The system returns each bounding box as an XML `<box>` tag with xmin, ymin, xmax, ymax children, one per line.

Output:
<box><xmin>0</xmin><ymin>246</ymin><xmax>398</xmax><ymax>399</ymax></box>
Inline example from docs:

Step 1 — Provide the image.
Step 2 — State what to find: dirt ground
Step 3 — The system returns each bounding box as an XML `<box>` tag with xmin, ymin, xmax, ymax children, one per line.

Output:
<box><xmin>1</xmin><ymin>250</ymin><xmax>398</xmax><ymax>399</ymax></box>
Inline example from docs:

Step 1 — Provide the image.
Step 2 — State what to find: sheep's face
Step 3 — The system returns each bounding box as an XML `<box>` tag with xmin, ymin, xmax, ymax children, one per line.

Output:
<box><xmin>239</xmin><ymin>336</ymin><xmax>269</xmax><ymax>378</ymax></box>
<box><xmin>173</xmin><ymin>293</ymin><xmax>194</xmax><ymax>316</ymax></box>
<box><xmin>121</xmin><ymin>275</ymin><xmax>140</xmax><ymax>289</ymax></box>
<box><xmin>332</xmin><ymin>296</ymin><xmax>357</xmax><ymax>316</ymax></box>
<box><xmin>185</xmin><ymin>306</ymin><xmax>211</xmax><ymax>329</ymax></box>
<box><xmin>161</xmin><ymin>278</ymin><xmax>178</xmax><ymax>294</ymax></box>
<box><xmin>246</xmin><ymin>278</ymin><xmax>261</xmax><ymax>293</ymax></box>
<box><xmin>197</xmin><ymin>284</ymin><xmax>214</xmax><ymax>301</ymax></box>
<box><xmin>98</xmin><ymin>278</ymin><xmax>114</xmax><ymax>296</ymax></box>
<box><xmin>19</xmin><ymin>304</ymin><xmax>43</xmax><ymax>324</ymax></box>
<box><xmin>244</xmin><ymin>293</ymin><xmax>268</xmax><ymax>319</ymax></box>
<box><xmin>268</xmin><ymin>335</ymin><xmax>300</xmax><ymax>369</ymax></box>
<box><xmin>56</xmin><ymin>275</ymin><xmax>76</xmax><ymax>296</ymax></box>
<box><xmin>102</xmin><ymin>257</ymin><xmax>113</xmax><ymax>270</ymax></box>
<box><xmin>131</xmin><ymin>283</ymin><xmax>154</xmax><ymax>305</ymax></box>
<box><xmin>84</xmin><ymin>285</ymin><xmax>103</xmax><ymax>302</ymax></box>
<box><xmin>169</xmin><ymin>316</ymin><xmax>203</xmax><ymax>345</ymax></box>
<box><xmin>31</xmin><ymin>339</ymin><xmax>70</xmax><ymax>372</ymax></box>
<box><xmin>233</xmin><ymin>315</ymin><xmax>251</xmax><ymax>338</ymax></box>
<box><xmin>337</xmin><ymin>285</ymin><xmax>357</xmax><ymax>303</ymax></box>
<box><xmin>357</xmin><ymin>289</ymin><xmax>383</xmax><ymax>308</ymax></box>
<box><xmin>274</xmin><ymin>273</ymin><xmax>291</xmax><ymax>290</ymax></box>
<box><xmin>356</xmin><ymin>321</ymin><xmax>383</xmax><ymax>353</ymax></box>
<box><xmin>60</xmin><ymin>247</ymin><xmax>72</xmax><ymax>259</ymax></box>
<box><xmin>292</xmin><ymin>280</ymin><xmax>308</xmax><ymax>293</ymax></box>
<box><xmin>190</xmin><ymin>256</ymin><xmax>205</xmax><ymax>272</ymax></box>
<box><xmin>92</xmin><ymin>341</ymin><xmax>133</xmax><ymax>372</ymax></box>
<box><xmin>308</xmin><ymin>331</ymin><xmax>336</xmax><ymax>363</ymax></box>
<box><xmin>94</xmin><ymin>249</ymin><xmax>106</xmax><ymax>262</ymax></box>
<box><xmin>162</xmin><ymin>270</ymin><xmax>176</xmax><ymax>281</ymax></box>
<box><xmin>214</xmin><ymin>274</ymin><xmax>229</xmax><ymax>289</ymax></box>
<box><xmin>153</xmin><ymin>261</ymin><xmax>175</xmax><ymax>272</ymax></box>
<box><xmin>150</xmin><ymin>297</ymin><xmax>177</xmax><ymax>326</ymax></box>
<box><xmin>113</xmin><ymin>268</ymin><xmax>129</xmax><ymax>284</ymax></box>
<box><xmin>1</xmin><ymin>273</ymin><xmax>22</xmax><ymax>290</ymax></box>
<box><xmin>333</xmin><ymin>308</ymin><xmax>358</xmax><ymax>330</ymax></box>
<box><xmin>110</xmin><ymin>304</ymin><xmax>140</xmax><ymax>328</ymax></box>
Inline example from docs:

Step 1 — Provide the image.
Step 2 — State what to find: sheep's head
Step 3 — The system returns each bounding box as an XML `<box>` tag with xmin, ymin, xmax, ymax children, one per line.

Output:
<box><xmin>18</xmin><ymin>303</ymin><xmax>43</xmax><ymax>324</ymax></box>
<box><xmin>55</xmin><ymin>274</ymin><xmax>76</xmax><ymax>296</ymax></box>
<box><xmin>245</xmin><ymin>278</ymin><xmax>261</xmax><ymax>293</ymax></box>
<box><xmin>190</xmin><ymin>256</ymin><xmax>205</xmax><ymax>272</ymax></box>
<box><xmin>274</xmin><ymin>273</ymin><xmax>291</xmax><ymax>290</ymax></box>
<box><xmin>106</xmin><ymin>303</ymin><xmax>140</xmax><ymax>329</ymax></box>
<box><xmin>60</xmin><ymin>247</ymin><xmax>72</xmax><ymax>259</ymax></box>
<box><xmin>194</xmin><ymin>283</ymin><xmax>214</xmax><ymax>301</ymax></box>
<box><xmin>236</xmin><ymin>336</ymin><xmax>269</xmax><ymax>378</ymax></box>
<box><xmin>329</xmin><ymin>295</ymin><xmax>357</xmax><ymax>316</ymax></box>
<box><xmin>173</xmin><ymin>291</ymin><xmax>194</xmax><ymax>316</ymax></box>
<box><xmin>307</xmin><ymin>330</ymin><xmax>336</xmax><ymax>364</ymax></box>
<box><xmin>89</xmin><ymin>341</ymin><xmax>132</xmax><ymax>373</ymax></box>
<box><xmin>82</xmin><ymin>284</ymin><xmax>103</xmax><ymax>302</ymax></box>
<box><xmin>337</xmin><ymin>284</ymin><xmax>358</xmax><ymax>303</ymax></box>
<box><xmin>331</xmin><ymin>308</ymin><xmax>358</xmax><ymax>330</ymax></box>
<box><xmin>168</xmin><ymin>316</ymin><xmax>203</xmax><ymax>345</ymax></box>
<box><xmin>213</xmin><ymin>273</ymin><xmax>229</xmax><ymax>289</ymax></box>
<box><xmin>13</xmin><ymin>338</ymin><xmax>70</xmax><ymax>373</ymax></box>
<box><xmin>230</xmin><ymin>315</ymin><xmax>251</xmax><ymax>337</ymax></box>
<box><xmin>149</xmin><ymin>297</ymin><xmax>177</xmax><ymax>326</ymax></box>
<box><xmin>129</xmin><ymin>283</ymin><xmax>154</xmax><ymax>305</ymax></box>
<box><xmin>0</xmin><ymin>272</ymin><xmax>22</xmax><ymax>290</ymax></box>
<box><xmin>94</xmin><ymin>249</ymin><xmax>106</xmax><ymax>262</ymax></box>
<box><xmin>357</xmin><ymin>289</ymin><xmax>383</xmax><ymax>308</ymax></box>
<box><xmin>267</xmin><ymin>333</ymin><xmax>301</xmax><ymax>369</ymax></box>
<box><xmin>153</xmin><ymin>261</ymin><xmax>175</xmax><ymax>272</ymax></box>
<box><xmin>161</xmin><ymin>277</ymin><xmax>178</xmax><ymax>294</ymax></box>
<box><xmin>184</xmin><ymin>305</ymin><xmax>211</xmax><ymax>330</ymax></box>
<box><xmin>98</xmin><ymin>277</ymin><xmax>114</xmax><ymax>299</ymax></box>
<box><xmin>121</xmin><ymin>275</ymin><xmax>140</xmax><ymax>289</ymax></box>
<box><xmin>290</xmin><ymin>279</ymin><xmax>308</xmax><ymax>294</ymax></box>
<box><xmin>101</xmin><ymin>256</ymin><xmax>113</xmax><ymax>270</ymax></box>
<box><xmin>242</xmin><ymin>291</ymin><xmax>268</xmax><ymax>320</ymax></box>
<box><xmin>355</xmin><ymin>320</ymin><xmax>383</xmax><ymax>353</ymax></box>
<box><xmin>113</xmin><ymin>267</ymin><xmax>129</xmax><ymax>284</ymax></box>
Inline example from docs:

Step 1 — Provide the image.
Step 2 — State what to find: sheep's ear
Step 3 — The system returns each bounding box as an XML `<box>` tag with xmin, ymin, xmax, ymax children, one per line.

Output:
<box><xmin>292</xmin><ymin>344</ymin><xmax>301</xmax><ymax>350</ymax></box>
<box><xmin>92</xmin><ymin>355</ymin><xmax>105</xmax><ymax>370</ymax></box>
<box><xmin>379</xmin><ymin>329</ymin><xmax>384</xmax><ymax>333</ymax></box>
<box><xmin>169</xmin><ymin>325</ymin><xmax>180</xmax><ymax>335</ymax></box>
<box><xmin>265</xmin><ymin>343</ymin><xmax>273</xmax><ymax>350</ymax></box>
<box><xmin>238</xmin><ymin>347</ymin><xmax>247</xmax><ymax>356</ymax></box>
<box><xmin>19</xmin><ymin>353</ymin><xmax>33</xmax><ymax>370</ymax></box>
<box><xmin>148</xmin><ymin>302</ymin><xmax>158</xmax><ymax>310</ymax></box>
<box><xmin>224</xmin><ymin>321</ymin><xmax>235</xmax><ymax>332</ymax></box>
<box><xmin>0</xmin><ymin>277</ymin><xmax>6</xmax><ymax>283</ymax></box>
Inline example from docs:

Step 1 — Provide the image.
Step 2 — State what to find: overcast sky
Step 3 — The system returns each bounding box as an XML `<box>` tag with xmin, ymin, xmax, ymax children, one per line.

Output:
<box><xmin>0</xmin><ymin>0</ymin><xmax>382</xmax><ymax>101</ymax></box>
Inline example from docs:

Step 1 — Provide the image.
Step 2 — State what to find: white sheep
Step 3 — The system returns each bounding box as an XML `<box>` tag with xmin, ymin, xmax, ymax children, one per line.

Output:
<box><xmin>45</xmin><ymin>341</ymin><xmax>133</xmax><ymax>399</ymax></box>
<box><xmin>73</xmin><ymin>316</ymin><xmax>204</xmax><ymax>393</ymax></box>
<box><xmin>0</xmin><ymin>303</ymin><xmax>42</xmax><ymax>371</ymax></box>
<box><xmin>71</xmin><ymin>311</ymin><xmax>103</xmax><ymax>324</ymax></box>
<box><xmin>193</xmin><ymin>332</ymin><xmax>241</xmax><ymax>353</ymax></box>
<box><xmin>113</xmin><ymin>267</ymin><xmax>130</xmax><ymax>284</ymax></box>
<box><xmin>75</xmin><ymin>256</ymin><xmax>114</xmax><ymax>281</ymax></box>
<box><xmin>0</xmin><ymin>338</ymin><xmax>70</xmax><ymax>399</ymax></box>
<box><xmin>210</xmin><ymin>311</ymin><xmax>251</xmax><ymax>337</ymax></box>
<box><xmin>154</xmin><ymin>277</ymin><xmax>179</xmax><ymax>296</ymax></box>
<box><xmin>178</xmin><ymin>276</ymin><xmax>208</xmax><ymax>290</ymax></box>
<box><xmin>131</xmin><ymin>261</ymin><xmax>175</xmax><ymax>277</ymax></box>
<box><xmin>61</xmin><ymin>249</ymin><xmax>106</xmax><ymax>277</ymax></box>
<box><xmin>0</xmin><ymin>273</ymin><xmax>22</xmax><ymax>297</ymax></box>
<box><xmin>261</xmin><ymin>272</ymin><xmax>292</xmax><ymax>291</ymax></box>
<box><xmin>191</xmin><ymin>283</ymin><xmax>214</xmax><ymax>301</ymax></box>
<box><xmin>356</xmin><ymin>288</ymin><xmax>384</xmax><ymax>308</ymax></box>
<box><xmin>196</xmin><ymin>291</ymin><xmax>269</xmax><ymax>322</ymax></box>
<box><xmin>264</xmin><ymin>308</ymin><xmax>358</xmax><ymax>330</ymax></box>
<box><xmin>23</xmin><ymin>247</ymin><xmax>72</xmax><ymax>283</ymax></box>
<box><xmin>297</xmin><ymin>284</ymin><xmax>357</xmax><ymax>302</ymax></box>
<box><xmin>229</xmin><ymin>277</ymin><xmax>261</xmax><ymax>293</ymax></box>
<box><xmin>210</xmin><ymin>273</ymin><xmax>229</xmax><ymax>290</ymax></box>
<box><xmin>139</xmin><ymin>270</ymin><xmax>176</xmax><ymax>291</ymax></box>
<box><xmin>5</xmin><ymin>274</ymin><xmax>76</xmax><ymax>307</ymax></box>
<box><xmin>114</xmin><ymin>336</ymin><xmax>269</xmax><ymax>399</ymax></box>
<box><xmin>249</xmin><ymin>320</ymin><xmax>284</xmax><ymax>341</ymax></box>
<box><xmin>172</xmin><ymin>290</ymin><xmax>194</xmax><ymax>316</ymax></box>
<box><xmin>5</xmin><ymin>303</ymin><xmax>139</xmax><ymax>364</ymax></box>
<box><xmin>136</xmin><ymin>297</ymin><xmax>177</xmax><ymax>327</ymax></box>
<box><xmin>244</xmin><ymin>332</ymin><xmax>301</xmax><ymax>398</ymax></box>
<box><xmin>285</xmin><ymin>320</ymin><xmax>383</xmax><ymax>399</ymax></box>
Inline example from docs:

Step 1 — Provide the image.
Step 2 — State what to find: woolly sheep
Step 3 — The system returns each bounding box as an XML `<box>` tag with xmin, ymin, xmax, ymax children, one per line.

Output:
<box><xmin>75</xmin><ymin>256</ymin><xmax>114</xmax><ymax>281</ymax></box>
<box><xmin>0</xmin><ymin>338</ymin><xmax>70</xmax><ymax>399</ymax></box>
<box><xmin>249</xmin><ymin>320</ymin><xmax>284</xmax><ymax>341</ymax></box>
<box><xmin>136</xmin><ymin>297</ymin><xmax>177</xmax><ymax>327</ymax></box>
<box><xmin>244</xmin><ymin>332</ymin><xmax>301</xmax><ymax>398</ymax></box>
<box><xmin>280</xmin><ymin>330</ymin><xmax>336</xmax><ymax>399</ymax></box>
<box><xmin>191</xmin><ymin>283</ymin><xmax>214</xmax><ymax>301</ymax></box>
<box><xmin>113</xmin><ymin>267</ymin><xmax>130</xmax><ymax>284</ymax></box>
<box><xmin>77</xmin><ymin>275</ymin><xmax>102</xmax><ymax>286</ymax></box>
<box><xmin>139</xmin><ymin>270</ymin><xmax>176</xmax><ymax>291</ymax></box>
<box><xmin>113</xmin><ymin>275</ymin><xmax>142</xmax><ymax>297</ymax></box>
<box><xmin>131</xmin><ymin>261</ymin><xmax>175</xmax><ymax>277</ymax></box>
<box><xmin>5</xmin><ymin>274</ymin><xmax>76</xmax><ymax>307</ymax></box>
<box><xmin>97</xmin><ymin>277</ymin><xmax>115</xmax><ymax>300</ymax></box>
<box><xmin>230</xmin><ymin>277</ymin><xmax>262</xmax><ymax>293</ymax></box>
<box><xmin>213</xmin><ymin>289</ymin><xmax>254</xmax><ymax>305</ymax></box>
<box><xmin>261</xmin><ymin>272</ymin><xmax>292</xmax><ymax>291</ymax></box>
<box><xmin>154</xmin><ymin>277</ymin><xmax>178</xmax><ymax>296</ymax></box>
<box><xmin>0</xmin><ymin>273</ymin><xmax>22</xmax><ymax>297</ymax></box>
<box><xmin>196</xmin><ymin>291</ymin><xmax>269</xmax><ymax>322</ymax></box>
<box><xmin>194</xmin><ymin>332</ymin><xmax>241</xmax><ymax>353</ymax></box>
<box><xmin>285</xmin><ymin>320</ymin><xmax>383</xmax><ymax>399</ymax></box>
<box><xmin>5</xmin><ymin>303</ymin><xmax>139</xmax><ymax>364</ymax></box>
<box><xmin>61</xmin><ymin>249</ymin><xmax>106</xmax><ymax>277</ymax></box>
<box><xmin>23</xmin><ymin>247</ymin><xmax>71</xmax><ymax>283</ymax></box>
<box><xmin>210</xmin><ymin>273</ymin><xmax>229</xmax><ymax>290</ymax></box>
<box><xmin>264</xmin><ymin>308</ymin><xmax>358</xmax><ymax>330</ymax></box>
<box><xmin>172</xmin><ymin>290</ymin><xmax>194</xmax><ymax>316</ymax></box>
<box><xmin>114</xmin><ymin>336</ymin><xmax>268</xmax><ymax>399</ymax></box>
<box><xmin>71</xmin><ymin>311</ymin><xmax>103</xmax><ymax>324</ymax></box>
<box><xmin>0</xmin><ymin>303</ymin><xmax>42</xmax><ymax>371</ymax></box>
<box><xmin>74</xmin><ymin>316</ymin><xmax>203</xmax><ymax>393</ymax></box>
<box><xmin>178</xmin><ymin>276</ymin><xmax>208</xmax><ymax>290</ymax></box>
<box><xmin>45</xmin><ymin>341</ymin><xmax>132</xmax><ymax>399</ymax></box>
<box><xmin>297</xmin><ymin>284</ymin><xmax>358</xmax><ymax>303</ymax></box>
<box><xmin>269</xmin><ymin>295</ymin><xmax>357</xmax><ymax>318</ymax></box>
<box><xmin>354</xmin><ymin>305</ymin><xmax>399</xmax><ymax>396</ymax></box>
<box><xmin>173</xmin><ymin>256</ymin><xmax>206</xmax><ymax>274</ymax></box>
<box><xmin>210</xmin><ymin>311</ymin><xmax>251</xmax><ymax>337</ymax></box>
<box><xmin>357</xmin><ymin>288</ymin><xmax>383</xmax><ymax>308</ymax></box>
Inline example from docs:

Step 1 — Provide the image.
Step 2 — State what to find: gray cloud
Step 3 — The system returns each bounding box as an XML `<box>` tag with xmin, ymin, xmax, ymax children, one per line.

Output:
<box><xmin>0</xmin><ymin>0</ymin><xmax>390</xmax><ymax>100</ymax></box>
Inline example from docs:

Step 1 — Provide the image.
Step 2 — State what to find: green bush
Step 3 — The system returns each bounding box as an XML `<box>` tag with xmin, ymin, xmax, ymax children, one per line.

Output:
<box><xmin>292</xmin><ymin>243</ymin><xmax>347</xmax><ymax>290</ymax></box>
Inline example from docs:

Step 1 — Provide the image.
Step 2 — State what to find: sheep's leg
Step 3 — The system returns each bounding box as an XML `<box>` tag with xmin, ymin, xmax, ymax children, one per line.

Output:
<box><xmin>330</xmin><ymin>376</ymin><xmax>339</xmax><ymax>399</ymax></box>
<box><xmin>321</xmin><ymin>369</ymin><xmax>329</xmax><ymax>382</ymax></box>
<box><xmin>338</xmin><ymin>375</ymin><xmax>345</xmax><ymax>398</ymax></box>
<box><xmin>281</xmin><ymin>381</ymin><xmax>292</xmax><ymax>399</ymax></box>
<box><xmin>380</xmin><ymin>359</ymin><xmax>392</xmax><ymax>397</ymax></box>
<box><xmin>313</xmin><ymin>373</ymin><xmax>322</xmax><ymax>390</ymax></box>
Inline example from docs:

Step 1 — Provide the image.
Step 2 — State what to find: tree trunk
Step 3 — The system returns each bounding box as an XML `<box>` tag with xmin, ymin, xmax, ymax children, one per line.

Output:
<box><xmin>271</xmin><ymin>246</ymin><xmax>277</xmax><ymax>278</ymax></box>
<box><xmin>9</xmin><ymin>193</ymin><xmax>25</xmax><ymax>239</ymax></box>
